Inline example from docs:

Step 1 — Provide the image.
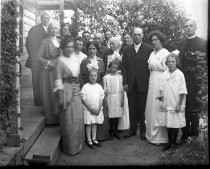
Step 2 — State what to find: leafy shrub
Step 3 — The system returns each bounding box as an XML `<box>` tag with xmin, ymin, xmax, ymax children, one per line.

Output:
<box><xmin>0</xmin><ymin>0</ymin><xmax>19</xmax><ymax>148</ymax></box>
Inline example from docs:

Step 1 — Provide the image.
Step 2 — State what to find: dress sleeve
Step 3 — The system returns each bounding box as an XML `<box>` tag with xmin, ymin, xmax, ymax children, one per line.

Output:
<box><xmin>80</xmin><ymin>85</ymin><xmax>87</xmax><ymax>101</ymax></box>
<box><xmin>162</xmin><ymin>50</ymin><xmax>169</xmax><ymax>71</ymax></box>
<box><xmin>79</xmin><ymin>60</ymin><xmax>88</xmax><ymax>87</ymax></box>
<box><xmin>119</xmin><ymin>75</ymin><xmax>124</xmax><ymax>92</ymax></box>
<box><xmin>121</xmin><ymin>49</ymin><xmax>127</xmax><ymax>85</ymax></box>
<box><xmin>103</xmin><ymin>76</ymin><xmax>107</xmax><ymax>92</ymax></box>
<box><xmin>99</xmin><ymin>85</ymin><xmax>105</xmax><ymax>101</ymax></box>
<box><xmin>179</xmin><ymin>72</ymin><xmax>188</xmax><ymax>95</ymax></box>
<box><xmin>54</xmin><ymin>59</ymin><xmax>64</xmax><ymax>92</ymax></box>
<box><xmin>159</xmin><ymin>73</ymin><xmax>164</xmax><ymax>91</ymax></box>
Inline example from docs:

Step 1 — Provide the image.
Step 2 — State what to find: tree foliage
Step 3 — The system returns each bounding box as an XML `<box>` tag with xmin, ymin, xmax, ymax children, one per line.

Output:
<box><xmin>69</xmin><ymin>0</ymin><xmax>187</xmax><ymax>51</ymax></box>
<box><xmin>0</xmin><ymin>0</ymin><xmax>19</xmax><ymax>147</ymax></box>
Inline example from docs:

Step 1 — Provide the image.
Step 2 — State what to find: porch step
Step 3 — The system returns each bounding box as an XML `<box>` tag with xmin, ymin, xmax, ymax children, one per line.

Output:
<box><xmin>25</xmin><ymin>127</ymin><xmax>61</xmax><ymax>165</ymax></box>
<box><xmin>21</xmin><ymin>70</ymin><xmax>32</xmax><ymax>88</ymax></box>
<box><xmin>21</xmin><ymin>106</ymin><xmax>45</xmax><ymax>156</ymax></box>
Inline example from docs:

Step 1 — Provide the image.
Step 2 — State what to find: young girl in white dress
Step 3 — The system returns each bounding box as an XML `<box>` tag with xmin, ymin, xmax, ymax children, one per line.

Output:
<box><xmin>81</xmin><ymin>68</ymin><xmax>105</xmax><ymax>149</ymax></box>
<box><xmin>158</xmin><ymin>53</ymin><xmax>188</xmax><ymax>151</ymax></box>
<box><xmin>103</xmin><ymin>60</ymin><xmax>124</xmax><ymax>139</ymax></box>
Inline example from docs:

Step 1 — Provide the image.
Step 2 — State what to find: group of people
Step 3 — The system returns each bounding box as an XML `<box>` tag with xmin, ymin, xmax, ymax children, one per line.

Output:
<box><xmin>25</xmin><ymin>12</ymin><xmax>207</xmax><ymax>155</ymax></box>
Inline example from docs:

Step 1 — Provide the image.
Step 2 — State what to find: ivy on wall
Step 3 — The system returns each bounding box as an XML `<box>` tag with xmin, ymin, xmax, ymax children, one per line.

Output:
<box><xmin>0</xmin><ymin>0</ymin><xmax>19</xmax><ymax>148</ymax></box>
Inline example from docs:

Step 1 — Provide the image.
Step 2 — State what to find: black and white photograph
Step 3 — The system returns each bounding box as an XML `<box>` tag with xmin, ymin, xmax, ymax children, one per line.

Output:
<box><xmin>0</xmin><ymin>0</ymin><xmax>208</xmax><ymax>166</ymax></box>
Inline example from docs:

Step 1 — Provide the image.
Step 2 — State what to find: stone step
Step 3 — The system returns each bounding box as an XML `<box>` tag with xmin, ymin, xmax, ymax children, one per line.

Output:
<box><xmin>21</xmin><ymin>106</ymin><xmax>45</xmax><ymax>156</ymax></box>
<box><xmin>25</xmin><ymin>127</ymin><xmax>61</xmax><ymax>165</ymax></box>
<box><xmin>21</xmin><ymin>70</ymin><xmax>32</xmax><ymax>88</ymax></box>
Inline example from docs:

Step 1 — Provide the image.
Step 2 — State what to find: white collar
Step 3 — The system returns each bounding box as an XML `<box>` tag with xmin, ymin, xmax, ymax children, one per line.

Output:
<box><xmin>166</xmin><ymin>69</ymin><xmax>178</xmax><ymax>80</ymax></box>
<box><xmin>134</xmin><ymin>42</ymin><xmax>141</xmax><ymax>48</ymax></box>
<box><xmin>89</xmin><ymin>55</ymin><xmax>97</xmax><ymax>60</ymax></box>
<box><xmin>187</xmin><ymin>34</ymin><xmax>197</xmax><ymax>39</ymax></box>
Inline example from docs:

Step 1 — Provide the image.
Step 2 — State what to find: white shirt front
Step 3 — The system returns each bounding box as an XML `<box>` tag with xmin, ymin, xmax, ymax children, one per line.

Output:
<box><xmin>134</xmin><ymin>43</ymin><xmax>141</xmax><ymax>53</ymax></box>
<box><xmin>187</xmin><ymin>34</ymin><xmax>197</xmax><ymax>39</ymax></box>
<box><xmin>42</xmin><ymin>25</ymin><xmax>48</xmax><ymax>33</ymax></box>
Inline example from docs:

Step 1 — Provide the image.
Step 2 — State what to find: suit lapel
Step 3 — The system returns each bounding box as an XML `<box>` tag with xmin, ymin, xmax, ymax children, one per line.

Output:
<box><xmin>131</xmin><ymin>44</ymin><xmax>137</xmax><ymax>59</ymax></box>
<box><xmin>39</xmin><ymin>24</ymin><xmax>47</xmax><ymax>37</ymax></box>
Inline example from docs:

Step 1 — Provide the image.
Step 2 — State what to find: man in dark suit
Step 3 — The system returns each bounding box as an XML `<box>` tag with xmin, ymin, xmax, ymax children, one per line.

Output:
<box><xmin>121</xmin><ymin>27</ymin><xmax>153</xmax><ymax>140</ymax></box>
<box><xmin>178</xmin><ymin>19</ymin><xmax>207</xmax><ymax>144</ymax></box>
<box><xmin>103</xmin><ymin>30</ymin><xmax>112</xmax><ymax>48</ymax></box>
<box><xmin>81</xmin><ymin>30</ymin><xmax>91</xmax><ymax>54</ymax></box>
<box><xmin>25</xmin><ymin>12</ymin><xmax>50</xmax><ymax>106</ymax></box>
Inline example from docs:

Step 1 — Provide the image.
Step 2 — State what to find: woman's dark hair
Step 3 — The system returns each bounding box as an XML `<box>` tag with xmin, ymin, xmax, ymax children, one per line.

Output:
<box><xmin>148</xmin><ymin>30</ymin><xmax>166</xmax><ymax>45</ymax></box>
<box><xmin>60</xmin><ymin>36</ymin><xmax>75</xmax><ymax>50</ymax></box>
<box><xmin>122</xmin><ymin>31</ymin><xmax>131</xmax><ymax>37</ymax></box>
<box><xmin>108</xmin><ymin>59</ymin><xmax>120</xmax><ymax>69</ymax></box>
<box><xmin>85</xmin><ymin>41</ymin><xmax>100</xmax><ymax>52</ymax></box>
<box><xmin>88</xmin><ymin>67</ymin><xmax>99</xmax><ymax>75</ymax></box>
<box><xmin>75</xmin><ymin>36</ymin><xmax>84</xmax><ymax>43</ymax></box>
<box><xmin>165</xmin><ymin>53</ymin><xmax>180</xmax><ymax>67</ymax></box>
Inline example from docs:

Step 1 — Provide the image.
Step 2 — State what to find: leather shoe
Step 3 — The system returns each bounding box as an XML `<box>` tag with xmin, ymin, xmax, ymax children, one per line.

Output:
<box><xmin>92</xmin><ymin>140</ymin><xmax>101</xmax><ymax>147</ymax></box>
<box><xmin>178</xmin><ymin>136</ymin><xmax>187</xmax><ymax>145</ymax></box>
<box><xmin>86</xmin><ymin>140</ymin><xmax>95</xmax><ymax>149</ymax></box>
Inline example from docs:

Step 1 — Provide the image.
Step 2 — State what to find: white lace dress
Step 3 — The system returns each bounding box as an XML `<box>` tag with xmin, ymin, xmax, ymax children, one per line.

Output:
<box><xmin>145</xmin><ymin>48</ymin><xmax>169</xmax><ymax>144</ymax></box>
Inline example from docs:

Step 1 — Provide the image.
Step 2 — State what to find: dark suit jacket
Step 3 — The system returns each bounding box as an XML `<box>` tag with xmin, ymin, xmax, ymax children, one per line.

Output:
<box><xmin>178</xmin><ymin>36</ymin><xmax>207</xmax><ymax>69</ymax></box>
<box><xmin>25</xmin><ymin>24</ymin><xmax>48</xmax><ymax>68</ymax></box>
<box><xmin>121</xmin><ymin>43</ymin><xmax>153</xmax><ymax>93</ymax></box>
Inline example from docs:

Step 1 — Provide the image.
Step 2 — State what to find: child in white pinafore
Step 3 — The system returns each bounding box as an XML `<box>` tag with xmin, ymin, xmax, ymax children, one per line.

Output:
<box><xmin>81</xmin><ymin>68</ymin><xmax>105</xmax><ymax>149</ymax></box>
<box><xmin>103</xmin><ymin>60</ymin><xmax>124</xmax><ymax>139</ymax></box>
<box><xmin>158</xmin><ymin>53</ymin><xmax>188</xmax><ymax>151</ymax></box>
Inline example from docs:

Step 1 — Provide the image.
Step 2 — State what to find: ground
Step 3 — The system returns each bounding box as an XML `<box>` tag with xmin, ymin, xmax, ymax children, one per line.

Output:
<box><xmin>55</xmin><ymin>131</ymin><xmax>165</xmax><ymax>166</ymax></box>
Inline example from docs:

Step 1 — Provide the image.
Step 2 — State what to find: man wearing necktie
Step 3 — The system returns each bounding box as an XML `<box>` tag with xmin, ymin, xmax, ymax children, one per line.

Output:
<box><xmin>25</xmin><ymin>12</ymin><xmax>50</xmax><ymax>106</ymax></box>
<box><xmin>121</xmin><ymin>27</ymin><xmax>153</xmax><ymax>140</ymax></box>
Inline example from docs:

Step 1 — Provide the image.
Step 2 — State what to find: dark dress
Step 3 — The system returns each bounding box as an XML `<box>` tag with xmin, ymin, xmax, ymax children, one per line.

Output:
<box><xmin>37</xmin><ymin>37</ymin><xmax>60</xmax><ymax>124</ymax></box>
<box><xmin>80</xmin><ymin>56</ymin><xmax>111</xmax><ymax>141</ymax></box>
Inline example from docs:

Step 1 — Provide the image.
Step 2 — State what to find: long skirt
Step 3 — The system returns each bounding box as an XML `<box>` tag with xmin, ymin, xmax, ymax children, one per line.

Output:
<box><xmin>118</xmin><ymin>91</ymin><xmax>130</xmax><ymax>130</ymax></box>
<box><xmin>145</xmin><ymin>71</ymin><xmax>168</xmax><ymax>144</ymax></box>
<box><xmin>59</xmin><ymin>83</ymin><xmax>85</xmax><ymax>155</ymax></box>
<box><xmin>40</xmin><ymin>69</ymin><xmax>58</xmax><ymax>124</ymax></box>
<box><xmin>96</xmin><ymin>100</ymin><xmax>111</xmax><ymax>141</ymax></box>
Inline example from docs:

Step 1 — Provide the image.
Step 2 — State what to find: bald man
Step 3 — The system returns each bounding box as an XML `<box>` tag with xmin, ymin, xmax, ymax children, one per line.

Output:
<box><xmin>25</xmin><ymin>12</ymin><xmax>50</xmax><ymax>106</ymax></box>
<box><xmin>178</xmin><ymin>19</ymin><xmax>207</xmax><ymax>144</ymax></box>
<box><xmin>121</xmin><ymin>27</ymin><xmax>153</xmax><ymax>140</ymax></box>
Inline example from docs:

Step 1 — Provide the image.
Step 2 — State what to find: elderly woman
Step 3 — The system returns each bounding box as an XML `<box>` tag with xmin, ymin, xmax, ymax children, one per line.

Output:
<box><xmin>37</xmin><ymin>21</ymin><xmax>60</xmax><ymax>124</ymax></box>
<box><xmin>80</xmin><ymin>41</ymin><xmax>110</xmax><ymax>141</ymax></box>
<box><xmin>145</xmin><ymin>30</ymin><xmax>170</xmax><ymax>145</ymax></box>
<box><xmin>54</xmin><ymin>36</ymin><xmax>85</xmax><ymax>155</ymax></box>
<box><xmin>105</xmin><ymin>37</ymin><xmax>122</xmax><ymax>73</ymax></box>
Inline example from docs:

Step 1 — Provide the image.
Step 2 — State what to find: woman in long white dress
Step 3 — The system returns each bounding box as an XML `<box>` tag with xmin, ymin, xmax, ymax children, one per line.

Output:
<box><xmin>145</xmin><ymin>31</ymin><xmax>169</xmax><ymax>145</ymax></box>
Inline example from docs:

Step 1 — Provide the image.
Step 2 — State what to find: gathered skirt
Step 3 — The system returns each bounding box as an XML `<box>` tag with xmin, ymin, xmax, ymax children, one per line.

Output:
<box><xmin>59</xmin><ymin>83</ymin><xmax>85</xmax><ymax>155</ymax></box>
<box><xmin>40</xmin><ymin>69</ymin><xmax>58</xmax><ymax>124</ymax></box>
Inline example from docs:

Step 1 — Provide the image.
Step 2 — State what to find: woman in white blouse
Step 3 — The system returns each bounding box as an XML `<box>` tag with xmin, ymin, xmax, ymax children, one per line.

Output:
<box><xmin>145</xmin><ymin>31</ymin><xmax>169</xmax><ymax>145</ymax></box>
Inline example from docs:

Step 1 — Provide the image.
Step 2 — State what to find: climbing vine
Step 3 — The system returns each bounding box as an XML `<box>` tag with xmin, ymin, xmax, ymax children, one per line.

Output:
<box><xmin>0</xmin><ymin>0</ymin><xmax>19</xmax><ymax>148</ymax></box>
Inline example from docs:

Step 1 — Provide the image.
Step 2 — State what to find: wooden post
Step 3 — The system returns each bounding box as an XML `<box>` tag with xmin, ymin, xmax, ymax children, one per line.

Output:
<box><xmin>60</xmin><ymin>0</ymin><xmax>64</xmax><ymax>23</ymax></box>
